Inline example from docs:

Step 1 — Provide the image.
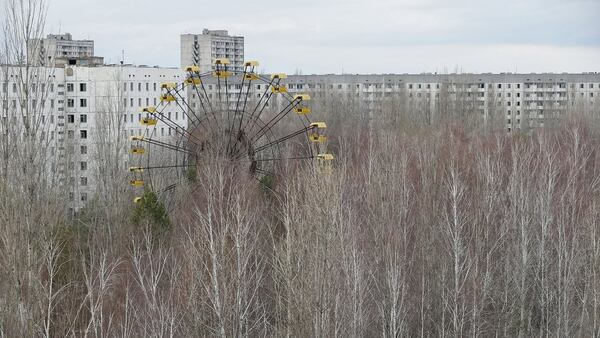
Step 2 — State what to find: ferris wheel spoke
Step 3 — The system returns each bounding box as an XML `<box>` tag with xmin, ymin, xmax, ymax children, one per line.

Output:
<box><xmin>169</xmin><ymin>87</ymin><xmax>209</xmax><ymax>132</ymax></box>
<box><xmin>132</xmin><ymin>163</ymin><xmax>196</xmax><ymax>171</ymax></box>
<box><xmin>240</xmin><ymin>77</ymin><xmax>278</xmax><ymax>133</ymax></box>
<box><xmin>136</xmin><ymin>137</ymin><xmax>195</xmax><ymax>156</ymax></box>
<box><xmin>249</xmin><ymin>99</ymin><xmax>301</xmax><ymax>144</ymax></box>
<box><xmin>230</xmin><ymin>98</ymin><xmax>299</xmax><ymax>159</ymax></box>
<box><xmin>235</xmin><ymin>125</ymin><xmax>315</xmax><ymax>161</ymax></box>
<box><xmin>241</xmin><ymin>155</ymin><xmax>315</xmax><ymax>162</ymax></box>
<box><xmin>148</xmin><ymin>109</ymin><xmax>204</xmax><ymax>146</ymax></box>
<box><xmin>227</xmin><ymin>64</ymin><xmax>254</xmax><ymax>157</ymax></box>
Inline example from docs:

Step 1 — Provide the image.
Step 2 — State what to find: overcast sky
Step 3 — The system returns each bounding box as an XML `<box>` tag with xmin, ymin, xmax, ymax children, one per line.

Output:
<box><xmin>38</xmin><ymin>0</ymin><xmax>600</xmax><ymax>74</ymax></box>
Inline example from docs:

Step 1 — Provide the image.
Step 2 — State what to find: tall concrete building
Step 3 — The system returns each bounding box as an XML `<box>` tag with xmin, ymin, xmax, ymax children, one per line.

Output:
<box><xmin>28</xmin><ymin>33</ymin><xmax>103</xmax><ymax>67</ymax></box>
<box><xmin>180</xmin><ymin>29</ymin><xmax>244</xmax><ymax>72</ymax></box>
<box><xmin>1</xmin><ymin>63</ymin><xmax>185</xmax><ymax>211</ymax></box>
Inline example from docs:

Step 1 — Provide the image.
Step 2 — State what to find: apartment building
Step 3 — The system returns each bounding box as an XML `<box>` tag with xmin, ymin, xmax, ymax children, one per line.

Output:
<box><xmin>180</xmin><ymin>29</ymin><xmax>244</xmax><ymax>72</ymax></box>
<box><xmin>187</xmin><ymin>73</ymin><xmax>600</xmax><ymax>132</ymax></box>
<box><xmin>28</xmin><ymin>33</ymin><xmax>103</xmax><ymax>67</ymax></box>
<box><xmin>1</xmin><ymin>64</ymin><xmax>186</xmax><ymax>211</ymax></box>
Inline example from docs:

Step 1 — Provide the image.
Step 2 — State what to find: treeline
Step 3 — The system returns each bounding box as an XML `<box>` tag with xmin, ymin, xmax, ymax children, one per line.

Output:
<box><xmin>2</xmin><ymin>113</ymin><xmax>600</xmax><ymax>337</ymax></box>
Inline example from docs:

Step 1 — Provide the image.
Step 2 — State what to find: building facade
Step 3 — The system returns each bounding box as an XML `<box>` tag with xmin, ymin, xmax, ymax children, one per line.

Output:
<box><xmin>180</xmin><ymin>30</ymin><xmax>244</xmax><ymax>72</ymax></box>
<box><xmin>28</xmin><ymin>33</ymin><xmax>103</xmax><ymax>66</ymax></box>
<box><xmin>1</xmin><ymin>64</ymin><xmax>186</xmax><ymax>211</ymax></box>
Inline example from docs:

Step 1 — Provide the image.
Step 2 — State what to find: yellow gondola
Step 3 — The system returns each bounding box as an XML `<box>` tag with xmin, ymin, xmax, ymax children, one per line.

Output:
<box><xmin>213</xmin><ymin>70</ymin><xmax>231</xmax><ymax>78</ymax></box>
<box><xmin>309</xmin><ymin>133</ymin><xmax>328</xmax><ymax>144</ymax></box>
<box><xmin>244</xmin><ymin>73</ymin><xmax>260</xmax><ymax>81</ymax></box>
<box><xmin>310</xmin><ymin>122</ymin><xmax>327</xmax><ymax>129</ymax></box>
<box><xmin>160</xmin><ymin>94</ymin><xmax>176</xmax><ymax>102</ymax></box>
<box><xmin>130</xmin><ymin>135</ymin><xmax>144</xmax><ymax>141</ymax></box>
<box><xmin>244</xmin><ymin>60</ymin><xmax>259</xmax><ymax>67</ymax></box>
<box><xmin>130</xmin><ymin>147</ymin><xmax>145</xmax><ymax>155</ymax></box>
<box><xmin>160</xmin><ymin>82</ymin><xmax>177</xmax><ymax>90</ymax></box>
<box><xmin>185</xmin><ymin>77</ymin><xmax>201</xmax><ymax>85</ymax></box>
<box><xmin>141</xmin><ymin>118</ymin><xmax>157</xmax><ymax>126</ymax></box>
<box><xmin>133</xmin><ymin>197</ymin><xmax>143</xmax><ymax>204</ymax></box>
<box><xmin>295</xmin><ymin>106</ymin><xmax>311</xmax><ymax>115</ymax></box>
<box><xmin>214</xmin><ymin>58</ymin><xmax>230</xmax><ymax>65</ymax></box>
<box><xmin>130</xmin><ymin>179</ymin><xmax>144</xmax><ymax>187</ymax></box>
<box><xmin>271</xmin><ymin>73</ymin><xmax>287</xmax><ymax>79</ymax></box>
<box><xmin>271</xmin><ymin>85</ymin><xmax>288</xmax><ymax>93</ymax></box>
<box><xmin>294</xmin><ymin>94</ymin><xmax>311</xmax><ymax>101</ymax></box>
<box><xmin>317</xmin><ymin>153</ymin><xmax>334</xmax><ymax>161</ymax></box>
<box><xmin>129</xmin><ymin>166</ymin><xmax>144</xmax><ymax>173</ymax></box>
<box><xmin>184</xmin><ymin>65</ymin><xmax>200</xmax><ymax>72</ymax></box>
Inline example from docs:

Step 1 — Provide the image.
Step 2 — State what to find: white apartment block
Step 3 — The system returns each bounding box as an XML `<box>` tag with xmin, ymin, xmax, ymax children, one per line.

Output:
<box><xmin>186</xmin><ymin>72</ymin><xmax>600</xmax><ymax>132</ymax></box>
<box><xmin>1</xmin><ymin>64</ymin><xmax>186</xmax><ymax>211</ymax></box>
<box><xmin>28</xmin><ymin>33</ymin><xmax>103</xmax><ymax>67</ymax></box>
<box><xmin>180</xmin><ymin>29</ymin><xmax>244</xmax><ymax>72</ymax></box>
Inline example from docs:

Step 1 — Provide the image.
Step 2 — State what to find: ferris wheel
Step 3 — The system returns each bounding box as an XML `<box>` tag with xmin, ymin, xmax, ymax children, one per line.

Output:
<box><xmin>128</xmin><ymin>59</ymin><xmax>333</xmax><ymax>206</ymax></box>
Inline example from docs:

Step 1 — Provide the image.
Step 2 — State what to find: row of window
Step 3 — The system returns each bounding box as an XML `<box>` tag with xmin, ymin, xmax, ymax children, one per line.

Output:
<box><xmin>124</xmin><ymin>82</ymin><xmax>158</xmax><ymax>92</ymax></box>
<box><xmin>1</xmin><ymin>82</ymin><xmax>57</xmax><ymax>93</ymax></box>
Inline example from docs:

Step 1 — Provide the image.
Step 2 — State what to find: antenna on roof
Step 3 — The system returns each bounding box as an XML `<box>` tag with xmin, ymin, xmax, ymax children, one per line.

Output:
<box><xmin>120</xmin><ymin>49</ymin><xmax>124</xmax><ymax>65</ymax></box>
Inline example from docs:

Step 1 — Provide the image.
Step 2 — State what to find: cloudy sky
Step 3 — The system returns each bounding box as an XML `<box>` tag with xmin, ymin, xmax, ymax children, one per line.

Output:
<box><xmin>39</xmin><ymin>0</ymin><xmax>600</xmax><ymax>74</ymax></box>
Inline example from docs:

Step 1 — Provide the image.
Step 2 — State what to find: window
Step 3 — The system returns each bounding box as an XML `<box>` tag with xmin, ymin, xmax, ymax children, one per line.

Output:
<box><xmin>80</xmin><ymin>114</ymin><xmax>87</xmax><ymax>123</ymax></box>
<box><xmin>130</xmin><ymin>98</ymin><xmax>134</xmax><ymax>107</ymax></box>
<box><xmin>80</xmin><ymin>99</ymin><xmax>87</xmax><ymax>107</ymax></box>
<box><xmin>80</xmin><ymin>130</ymin><xmax>87</xmax><ymax>139</ymax></box>
<box><xmin>153</xmin><ymin>83</ymin><xmax>157</xmax><ymax>91</ymax></box>
<box><xmin>80</xmin><ymin>177</ymin><xmax>88</xmax><ymax>186</ymax></box>
<box><xmin>67</xmin><ymin>114</ymin><xmax>74</xmax><ymax>123</ymax></box>
<box><xmin>67</xmin><ymin>99</ymin><xmax>74</xmax><ymax>108</ymax></box>
<box><xmin>124</xmin><ymin>83</ymin><xmax>127</xmax><ymax>92</ymax></box>
<box><xmin>138</xmin><ymin>98</ymin><xmax>142</xmax><ymax>107</ymax></box>
<box><xmin>138</xmin><ymin>83</ymin><xmax>141</xmax><ymax>91</ymax></box>
<box><xmin>67</xmin><ymin>83</ymin><xmax>74</xmax><ymax>92</ymax></box>
<box><xmin>80</xmin><ymin>145</ymin><xmax>87</xmax><ymax>154</ymax></box>
<box><xmin>81</xmin><ymin>193</ymin><xmax>87</xmax><ymax>201</ymax></box>
<box><xmin>12</xmin><ymin>83</ymin><xmax>17</xmax><ymax>93</ymax></box>
<box><xmin>67</xmin><ymin>130</ymin><xmax>74</xmax><ymax>139</ymax></box>
<box><xmin>146</xmin><ymin>83</ymin><xmax>149</xmax><ymax>91</ymax></box>
<box><xmin>130</xmin><ymin>82</ymin><xmax>134</xmax><ymax>91</ymax></box>
<box><xmin>79</xmin><ymin>83</ymin><xmax>87</xmax><ymax>92</ymax></box>
<box><xmin>80</xmin><ymin>162</ymin><xmax>87</xmax><ymax>170</ymax></box>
